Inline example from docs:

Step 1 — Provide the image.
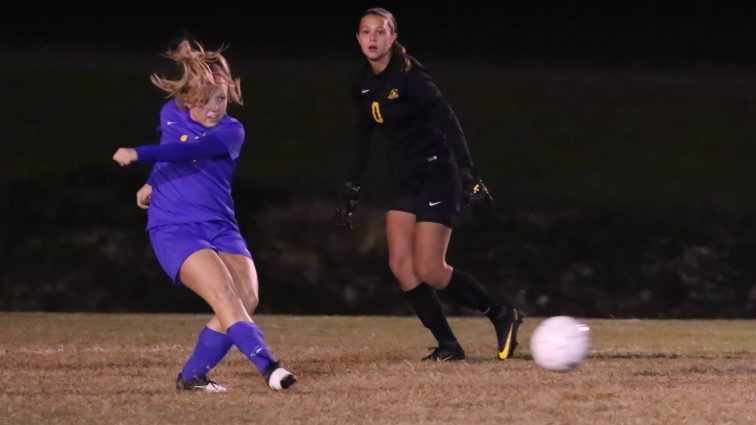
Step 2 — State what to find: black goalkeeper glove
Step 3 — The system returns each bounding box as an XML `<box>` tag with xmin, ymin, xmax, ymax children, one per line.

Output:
<box><xmin>460</xmin><ymin>168</ymin><xmax>494</xmax><ymax>221</ymax></box>
<box><xmin>335</xmin><ymin>181</ymin><xmax>360</xmax><ymax>230</ymax></box>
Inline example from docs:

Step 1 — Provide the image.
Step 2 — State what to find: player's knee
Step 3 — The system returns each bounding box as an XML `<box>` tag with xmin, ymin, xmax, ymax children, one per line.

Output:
<box><xmin>415</xmin><ymin>262</ymin><xmax>446</xmax><ymax>287</ymax></box>
<box><xmin>242</xmin><ymin>291</ymin><xmax>259</xmax><ymax>314</ymax></box>
<box><xmin>209</xmin><ymin>279</ymin><xmax>241</xmax><ymax>309</ymax></box>
<box><xmin>389</xmin><ymin>256</ymin><xmax>413</xmax><ymax>280</ymax></box>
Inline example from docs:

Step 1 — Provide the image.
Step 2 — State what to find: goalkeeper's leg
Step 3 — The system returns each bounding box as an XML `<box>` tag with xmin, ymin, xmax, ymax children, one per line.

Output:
<box><xmin>413</xmin><ymin>222</ymin><xmax>522</xmax><ymax>360</ymax></box>
<box><xmin>388</xmin><ymin>210</ymin><xmax>464</xmax><ymax>360</ymax></box>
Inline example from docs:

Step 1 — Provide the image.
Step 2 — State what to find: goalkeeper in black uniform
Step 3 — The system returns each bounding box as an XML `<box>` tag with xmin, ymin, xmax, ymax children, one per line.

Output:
<box><xmin>336</xmin><ymin>7</ymin><xmax>522</xmax><ymax>361</ymax></box>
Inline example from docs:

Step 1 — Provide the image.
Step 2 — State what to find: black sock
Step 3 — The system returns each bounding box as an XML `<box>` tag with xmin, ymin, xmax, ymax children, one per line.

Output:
<box><xmin>442</xmin><ymin>269</ymin><xmax>506</xmax><ymax>318</ymax></box>
<box><xmin>404</xmin><ymin>283</ymin><xmax>458</xmax><ymax>347</ymax></box>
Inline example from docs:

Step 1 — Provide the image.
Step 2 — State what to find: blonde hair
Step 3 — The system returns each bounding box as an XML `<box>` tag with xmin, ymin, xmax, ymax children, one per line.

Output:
<box><xmin>361</xmin><ymin>7</ymin><xmax>411</xmax><ymax>72</ymax></box>
<box><xmin>150</xmin><ymin>40</ymin><xmax>243</xmax><ymax>108</ymax></box>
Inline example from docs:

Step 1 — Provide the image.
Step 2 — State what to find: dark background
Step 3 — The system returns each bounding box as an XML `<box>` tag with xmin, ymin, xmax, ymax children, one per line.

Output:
<box><xmin>2</xmin><ymin>1</ymin><xmax>756</xmax><ymax>317</ymax></box>
<box><xmin>5</xmin><ymin>2</ymin><xmax>756</xmax><ymax>65</ymax></box>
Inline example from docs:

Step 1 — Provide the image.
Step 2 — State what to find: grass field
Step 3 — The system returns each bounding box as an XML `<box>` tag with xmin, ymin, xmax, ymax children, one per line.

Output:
<box><xmin>0</xmin><ymin>313</ymin><xmax>754</xmax><ymax>425</ymax></box>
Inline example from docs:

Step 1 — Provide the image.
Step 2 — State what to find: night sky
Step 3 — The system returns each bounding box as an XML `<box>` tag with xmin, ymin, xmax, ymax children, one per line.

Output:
<box><xmin>3</xmin><ymin>1</ymin><xmax>756</xmax><ymax>67</ymax></box>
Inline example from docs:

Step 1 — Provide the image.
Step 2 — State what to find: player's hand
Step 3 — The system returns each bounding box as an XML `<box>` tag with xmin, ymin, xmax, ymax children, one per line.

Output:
<box><xmin>460</xmin><ymin>168</ymin><xmax>494</xmax><ymax>220</ymax></box>
<box><xmin>136</xmin><ymin>184</ymin><xmax>152</xmax><ymax>209</ymax></box>
<box><xmin>335</xmin><ymin>181</ymin><xmax>360</xmax><ymax>230</ymax></box>
<box><xmin>112</xmin><ymin>148</ymin><xmax>138</xmax><ymax>166</ymax></box>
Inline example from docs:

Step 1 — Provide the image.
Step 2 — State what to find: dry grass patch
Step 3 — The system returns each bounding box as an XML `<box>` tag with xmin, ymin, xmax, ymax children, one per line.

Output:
<box><xmin>0</xmin><ymin>313</ymin><xmax>754</xmax><ymax>425</ymax></box>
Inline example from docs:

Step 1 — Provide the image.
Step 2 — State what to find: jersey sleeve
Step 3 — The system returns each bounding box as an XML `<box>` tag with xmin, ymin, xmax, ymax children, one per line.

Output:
<box><xmin>157</xmin><ymin>101</ymin><xmax>182</xmax><ymax>131</ymax></box>
<box><xmin>408</xmin><ymin>67</ymin><xmax>475</xmax><ymax>171</ymax></box>
<box><xmin>157</xmin><ymin>101</ymin><xmax>186</xmax><ymax>144</ymax></box>
<box><xmin>135</xmin><ymin>137</ymin><xmax>228</xmax><ymax>163</ymax></box>
<box><xmin>146</xmin><ymin>166</ymin><xmax>157</xmax><ymax>185</ymax></box>
<box><xmin>212</xmin><ymin>122</ymin><xmax>245</xmax><ymax>160</ymax></box>
<box><xmin>135</xmin><ymin>123</ymin><xmax>244</xmax><ymax>163</ymax></box>
<box><xmin>427</xmin><ymin>100</ymin><xmax>474</xmax><ymax>170</ymax></box>
<box><xmin>406</xmin><ymin>67</ymin><xmax>444</xmax><ymax>109</ymax></box>
<box><xmin>346</xmin><ymin>79</ymin><xmax>374</xmax><ymax>185</ymax></box>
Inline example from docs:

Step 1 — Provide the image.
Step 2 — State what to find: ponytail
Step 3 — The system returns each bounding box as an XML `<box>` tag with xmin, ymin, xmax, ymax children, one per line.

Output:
<box><xmin>392</xmin><ymin>41</ymin><xmax>412</xmax><ymax>72</ymax></box>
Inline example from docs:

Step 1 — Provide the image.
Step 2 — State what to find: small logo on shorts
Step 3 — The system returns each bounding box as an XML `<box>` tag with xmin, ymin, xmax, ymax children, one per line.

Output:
<box><xmin>427</xmin><ymin>155</ymin><xmax>438</xmax><ymax>162</ymax></box>
<box><xmin>429</xmin><ymin>201</ymin><xmax>443</xmax><ymax>207</ymax></box>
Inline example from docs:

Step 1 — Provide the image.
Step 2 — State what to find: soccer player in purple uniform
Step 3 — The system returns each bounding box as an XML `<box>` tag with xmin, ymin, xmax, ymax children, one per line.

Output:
<box><xmin>113</xmin><ymin>40</ymin><xmax>295</xmax><ymax>392</ymax></box>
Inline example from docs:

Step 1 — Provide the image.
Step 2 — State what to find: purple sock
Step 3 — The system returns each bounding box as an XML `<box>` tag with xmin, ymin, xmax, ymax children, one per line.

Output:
<box><xmin>226</xmin><ymin>321</ymin><xmax>277</xmax><ymax>375</ymax></box>
<box><xmin>180</xmin><ymin>327</ymin><xmax>233</xmax><ymax>380</ymax></box>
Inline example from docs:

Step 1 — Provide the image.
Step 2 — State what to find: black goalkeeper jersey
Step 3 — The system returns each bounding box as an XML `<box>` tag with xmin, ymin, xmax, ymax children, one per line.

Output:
<box><xmin>347</xmin><ymin>53</ymin><xmax>474</xmax><ymax>185</ymax></box>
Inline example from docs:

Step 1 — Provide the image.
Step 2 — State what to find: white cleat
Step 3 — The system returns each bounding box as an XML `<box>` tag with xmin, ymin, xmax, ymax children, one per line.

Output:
<box><xmin>176</xmin><ymin>374</ymin><xmax>228</xmax><ymax>393</ymax></box>
<box><xmin>265</xmin><ymin>366</ymin><xmax>297</xmax><ymax>391</ymax></box>
<box><xmin>197</xmin><ymin>381</ymin><xmax>228</xmax><ymax>393</ymax></box>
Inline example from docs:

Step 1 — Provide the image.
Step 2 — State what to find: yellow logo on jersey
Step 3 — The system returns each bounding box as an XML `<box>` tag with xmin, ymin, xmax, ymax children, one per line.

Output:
<box><xmin>180</xmin><ymin>135</ymin><xmax>188</xmax><ymax>142</ymax></box>
<box><xmin>388</xmin><ymin>89</ymin><xmax>399</xmax><ymax>100</ymax></box>
<box><xmin>371</xmin><ymin>101</ymin><xmax>384</xmax><ymax>124</ymax></box>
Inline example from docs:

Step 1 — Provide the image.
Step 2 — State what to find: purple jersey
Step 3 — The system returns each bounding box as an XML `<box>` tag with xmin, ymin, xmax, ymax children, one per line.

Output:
<box><xmin>144</xmin><ymin>100</ymin><xmax>245</xmax><ymax>229</ymax></box>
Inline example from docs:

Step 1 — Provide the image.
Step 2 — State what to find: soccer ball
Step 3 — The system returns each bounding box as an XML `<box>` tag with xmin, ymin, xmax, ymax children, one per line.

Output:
<box><xmin>530</xmin><ymin>316</ymin><xmax>590</xmax><ymax>372</ymax></box>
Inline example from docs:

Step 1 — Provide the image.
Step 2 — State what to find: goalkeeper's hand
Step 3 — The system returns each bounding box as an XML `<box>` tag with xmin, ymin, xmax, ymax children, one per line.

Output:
<box><xmin>460</xmin><ymin>168</ymin><xmax>494</xmax><ymax>220</ymax></box>
<box><xmin>335</xmin><ymin>181</ymin><xmax>360</xmax><ymax>230</ymax></box>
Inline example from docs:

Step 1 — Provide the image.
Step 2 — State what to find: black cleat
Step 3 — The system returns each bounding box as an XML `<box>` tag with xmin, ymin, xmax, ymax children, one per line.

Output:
<box><xmin>492</xmin><ymin>306</ymin><xmax>523</xmax><ymax>360</ymax></box>
<box><xmin>421</xmin><ymin>343</ymin><xmax>466</xmax><ymax>362</ymax></box>
<box><xmin>175</xmin><ymin>374</ymin><xmax>227</xmax><ymax>393</ymax></box>
<box><xmin>263</xmin><ymin>362</ymin><xmax>297</xmax><ymax>391</ymax></box>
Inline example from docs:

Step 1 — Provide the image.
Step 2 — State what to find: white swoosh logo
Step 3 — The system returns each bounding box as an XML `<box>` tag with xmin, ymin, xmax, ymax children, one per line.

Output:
<box><xmin>167</xmin><ymin>121</ymin><xmax>176</xmax><ymax>125</ymax></box>
<box><xmin>361</xmin><ymin>89</ymin><xmax>370</xmax><ymax>94</ymax></box>
<box><xmin>429</xmin><ymin>201</ymin><xmax>442</xmax><ymax>206</ymax></box>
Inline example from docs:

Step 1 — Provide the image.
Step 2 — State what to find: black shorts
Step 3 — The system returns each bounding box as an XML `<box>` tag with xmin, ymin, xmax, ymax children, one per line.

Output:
<box><xmin>388</xmin><ymin>169</ymin><xmax>461</xmax><ymax>227</ymax></box>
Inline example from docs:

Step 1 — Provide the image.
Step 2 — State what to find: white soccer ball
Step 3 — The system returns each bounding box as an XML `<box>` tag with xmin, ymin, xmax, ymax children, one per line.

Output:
<box><xmin>530</xmin><ymin>316</ymin><xmax>590</xmax><ymax>372</ymax></box>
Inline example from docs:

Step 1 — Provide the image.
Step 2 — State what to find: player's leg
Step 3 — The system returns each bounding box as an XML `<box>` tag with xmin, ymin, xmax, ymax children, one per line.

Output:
<box><xmin>178</xmin><ymin>224</ymin><xmax>259</xmax><ymax>387</ymax></box>
<box><xmin>387</xmin><ymin>210</ymin><xmax>420</xmax><ymax>291</ymax></box>
<box><xmin>442</xmin><ymin>266</ymin><xmax>522</xmax><ymax>359</ymax></box>
<box><xmin>172</xmin><ymin>249</ymin><xmax>246</xmax><ymax>392</ymax></box>
<box><xmin>414</xmin><ymin>170</ymin><xmax>523</xmax><ymax>360</ymax></box>
<box><xmin>218</xmin><ymin>251</ymin><xmax>296</xmax><ymax>389</ymax></box>
<box><xmin>387</xmin><ymin>210</ymin><xmax>462</xmax><ymax>361</ymax></box>
<box><xmin>218</xmin><ymin>252</ymin><xmax>259</xmax><ymax>314</ymax></box>
<box><xmin>148</xmin><ymin>225</ymin><xmax>233</xmax><ymax>392</ymax></box>
<box><xmin>179</xmin><ymin>249</ymin><xmax>292</xmax><ymax>390</ymax></box>
<box><xmin>177</xmin><ymin>315</ymin><xmax>233</xmax><ymax>392</ymax></box>
<box><xmin>414</xmin><ymin>222</ymin><xmax>521</xmax><ymax>359</ymax></box>
<box><xmin>415</xmin><ymin>223</ymin><xmax>499</xmax><ymax>313</ymax></box>
<box><xmin>412</xmin><ymin>221</ymin><xmax>453</xmax><ymax>288</ymax></box>
<box><xmin>179</xmin><ymin>249</ymin><xmax>249</xmax><ymax>328</ymax></box>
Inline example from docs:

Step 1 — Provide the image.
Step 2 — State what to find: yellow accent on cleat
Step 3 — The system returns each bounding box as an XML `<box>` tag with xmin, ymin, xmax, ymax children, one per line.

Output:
<box><xmin>498</xmin><ymin>328</ymin><xmax>514</xmax><ymax>359</ymax></box>
<box><xmin>497</xmin><ymin>309</ymin><xmax>520</xmax><ymax>360</ymax></box>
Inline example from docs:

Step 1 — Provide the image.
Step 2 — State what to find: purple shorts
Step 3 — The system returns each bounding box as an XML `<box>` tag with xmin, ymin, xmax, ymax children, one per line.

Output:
<box><xmin>148</xmin><ymin>220</ymin><xmax>252</xmax><ymax>286</ymax></box>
